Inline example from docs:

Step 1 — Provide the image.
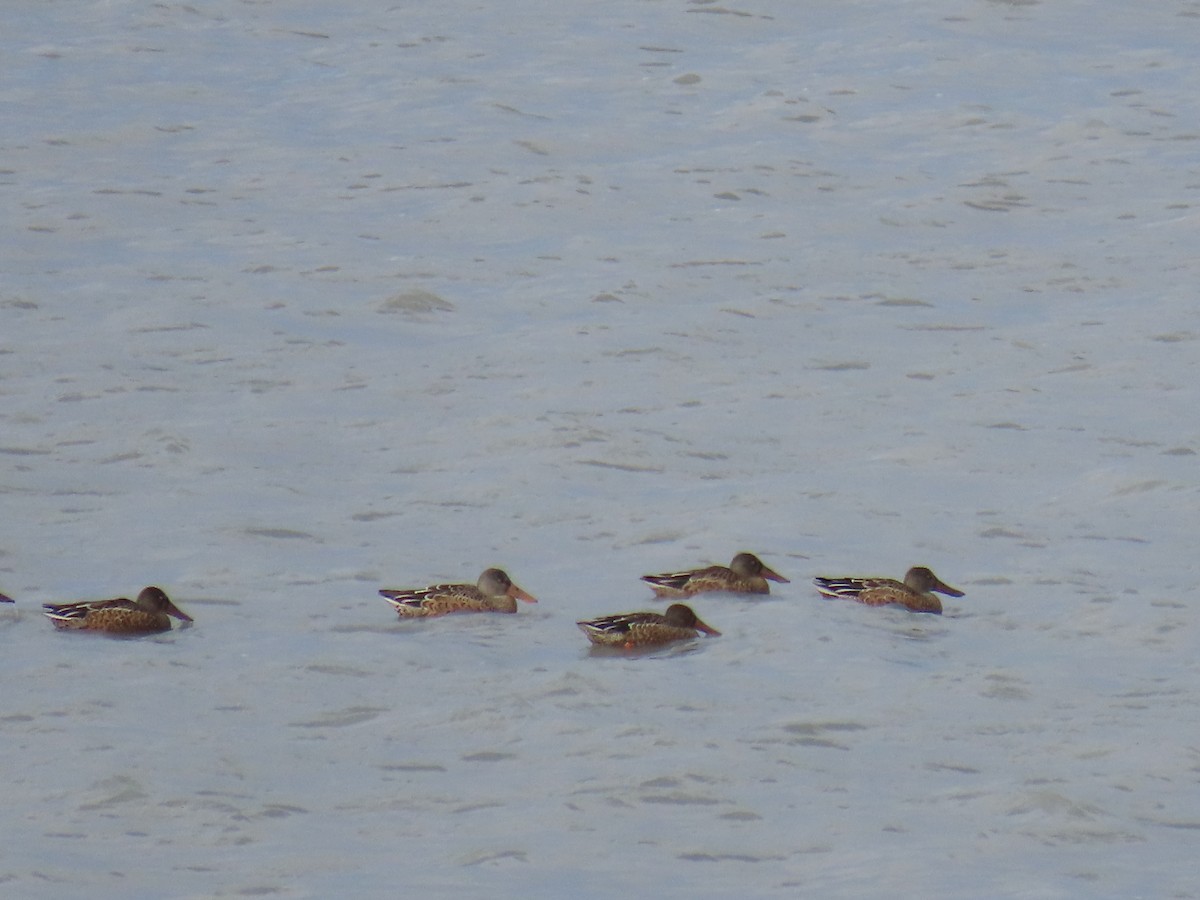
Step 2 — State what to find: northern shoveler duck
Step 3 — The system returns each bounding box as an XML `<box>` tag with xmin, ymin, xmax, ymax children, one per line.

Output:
<box><xmin>380</xmin><ymin>568</ymin><xmax>537</xmax><ymax>618</ymax></box>
<box><xmin>43</xmin><ymin>586</ymin><xmax>193</xmax><ymax>633</ymax></box>
<box><xmin>577</xmin><ymin>603</ymin><xmax>721</xmax><ymax>648</ymax></box>
<box><xmin>813</xmin><ymin>566</ymin><xmax>964</xmax><ymax>615</ymax></box>
<box><xmin>641</xmin><ymin>552</ymin><xmax>789</xmax><ymax>598</ymax></box>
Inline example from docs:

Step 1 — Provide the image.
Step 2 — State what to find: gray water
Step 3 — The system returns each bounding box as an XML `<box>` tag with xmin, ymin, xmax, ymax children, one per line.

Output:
<box><xmin>3</xmin><ymin>1</ymin><xmax>1199</xmax><ymax>896</ymax></box>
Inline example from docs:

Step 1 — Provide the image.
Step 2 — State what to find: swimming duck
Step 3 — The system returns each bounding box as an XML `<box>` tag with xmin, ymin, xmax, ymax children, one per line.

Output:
<box><xmin>813</xmin><ymin>566</ymin><xmax>963</xmax><ymax>614</ymax></box>
<box><xmin>641</xmin><ymin>552</ymin><xmax>789</xmax><ymax>597</ymax></box>
<box><xmin>380</xmin><ymin>568</ymin><xmax>537</xmax><ymax>617</ymax></box>
<box><xmin>43</xmin><ymin>586</ymin><xmax>193</xmax><ymax>633</ymax></box>
<box><xmin>577</xmin><ymin>603</ymin><xmax>721</xmax><ymax>648</ymax></box>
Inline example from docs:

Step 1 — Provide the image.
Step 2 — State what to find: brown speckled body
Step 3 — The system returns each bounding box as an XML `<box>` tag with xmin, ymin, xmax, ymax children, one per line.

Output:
<box><xmin>43</xmin><ymin>586</ymin><xmax>193</xmax><ymax>633</ymax></box>
<box><xmin>577</xmin><ymin>603</ymin><xmax>721</xmax><ymax>648</ymax></box>
<box><xmin>642</xmin><ymin>552</ymin><xmax>789</xmax><ymax>598</ymax></box>
<box><xmin>813</xmin><ymin>567</ymin><xmax>964</xmax><ymax>615</ymax></box>
<box><xmin>380</xmin><ymin>568</ymin><xmax>537</xmax><ymax>618</ymax></box>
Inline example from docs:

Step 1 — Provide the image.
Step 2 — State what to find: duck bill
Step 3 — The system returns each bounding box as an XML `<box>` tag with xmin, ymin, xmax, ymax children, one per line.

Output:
<box><xmin>762</xmin><ymin>566</ymin><xmax>790</xmax><ymax>584</ymax></box>
<box><xmin>166</xmin><ymin>601</ymin><xmax>194</xmax><ymax>622</ymax></box>
<box><xmin>694</xmin><ymin>618</ymin><xmax>721</xmax><ymax>637</ymax></box>
<box><xmin>933</xmin><ymin>578</ymin><xmax>964</xmax><ymax>598</ymax></box>
<box><xmin>508</xmin><ymin>585</ymin><xmax>538</xmax><ymax>604</ymax></box>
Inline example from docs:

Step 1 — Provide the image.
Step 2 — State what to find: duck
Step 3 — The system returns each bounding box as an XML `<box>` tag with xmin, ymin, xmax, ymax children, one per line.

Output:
<box><xmin>380</xmin><ymin>568</ymin><xmax>537</xmax><ymax>617</ymax></box>
<box><xmin>43</xmin><ymin>586</ymin><xmax>193</xmax><ymax>633</ymax></box>
<box><xmin>813</xmin><ymin>566</ymin><xmax>963</xmax><ymax>614</ymax></box>
<box><xmin>577</xmin><ymin>603</ymin><xmax>721</xmax><ymax>648</ymax></box>
<box><xmin>641</xmin><ymin>552</ymin><xmax>789</xmax><ymax>597</ymax></box>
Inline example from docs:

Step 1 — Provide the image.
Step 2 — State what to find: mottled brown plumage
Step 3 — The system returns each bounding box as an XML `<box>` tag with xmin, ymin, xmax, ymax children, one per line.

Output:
<box><xmin>577</xmin><ymin>603</ymin><xmax>721</xmax><ymax>648</ymax></box>
<box><xmin>813</xmin><ymin>566</ymin><xmax>964</xmax><ymax>615</ymax></box>
<box><xmin>380</xmin><ymin>568</ymin><xmax>537</xmax><ymax>618</ymax></box>
<box><xmin>43</xmin><ymin>586</ymin><xmax>193</xmax><ymax>633</ymax></box>
<box><xmin>641</xmin><ymin>552</ymin><xmax>789</xmax><ymax>598</ymax></box>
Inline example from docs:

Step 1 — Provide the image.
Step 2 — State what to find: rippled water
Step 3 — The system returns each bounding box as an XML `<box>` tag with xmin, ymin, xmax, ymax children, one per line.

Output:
<box><xmin>3</xmin><ymin>1</ymin><xmax>1199</xmax><ymax>896</ymax></box>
